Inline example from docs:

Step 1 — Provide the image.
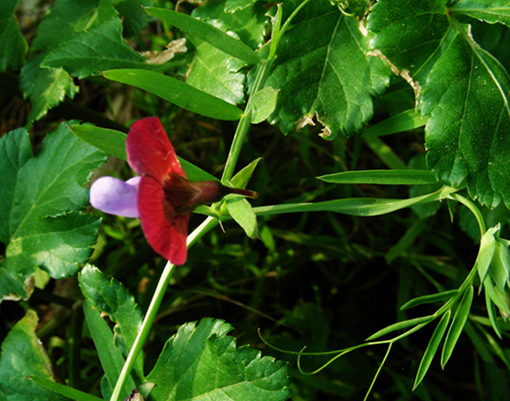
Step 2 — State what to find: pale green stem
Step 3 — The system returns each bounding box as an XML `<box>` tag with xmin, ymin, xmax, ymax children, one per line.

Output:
<box><xmin>109</xmin><ymin>217</ymin><xmax>218</xmax><ymax>401</ymax></box>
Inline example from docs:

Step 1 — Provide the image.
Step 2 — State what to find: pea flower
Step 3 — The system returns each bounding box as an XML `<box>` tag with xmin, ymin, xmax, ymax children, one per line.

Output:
<box><xmin>90</xmin><ymin>117</ymin><xmax>257</xmax><ymax>265</ymax></box>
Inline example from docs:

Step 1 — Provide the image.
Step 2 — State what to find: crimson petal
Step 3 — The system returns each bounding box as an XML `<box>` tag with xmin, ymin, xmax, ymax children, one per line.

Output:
<box><xmin>126</xmin><ymin>117</ymin><xmax>186</xmax><ymax>181</ymax></box>
<box><xmin>138</xmin><ymin>175</ymin><xmax>189</xmax><ymax>265</ymax></box>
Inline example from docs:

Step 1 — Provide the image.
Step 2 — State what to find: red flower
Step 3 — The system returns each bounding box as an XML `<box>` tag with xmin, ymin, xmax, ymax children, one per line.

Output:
<box><xmin>126</xmin><ymin>117</ymin><xmax>257</xmax><ymax>265</ymax></box>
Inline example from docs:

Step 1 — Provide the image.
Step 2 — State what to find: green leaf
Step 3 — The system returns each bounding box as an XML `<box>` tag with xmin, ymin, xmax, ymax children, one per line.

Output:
<box><xmin>0</xmin><ymin>0</ymin><xmax>27</xmax><ymax>71</ymax></box>
<box><xmin>369</xmin><ymin>0</ymin><xmax>510</xmax><ymax>208</ymax></box>
<box><xmin>226</xmin><ymin>197</ymin><xmax>259</xmax><ymax>239</ymax></box>
<box><xmin>422</xmin><ymin>31</ymin><xmax>510</xmax><ymax>208</ymax></box>
<box><xmin>83</xmin><ymin>300</ymin><xmax>136</xmax><ymax>400</ymax></box>
<box><xmin>31</xmin><ymin>0</ymin><xmax>118</xmax><ymax>52</ymax></box>
<box><xmin>192</xmin><ymin>0</ymin><xmax>268</xmax><ymax>50</ymax></box>
<box><xmin>30</xmin><ymin>376</ymin><xmax>104</xmax><ymax>401</ymax></box>
<box><xmin>485</xmin><ymin>290</ymin><xmax>502</xmax><ymax>339</ymax></box>
<box><xmin>186</xmin><ymin>38</ymin><xmax>245</xmax><ymax>105</ymax></box>
<box><xmin>251</xmin><ymin>86</ymin><xmax>279</xmax><ymax>124</ymax></box>
<box><xmin>363</xmin><ymin>135</ymin><xmax>407</xmax><ymax>169</ymax></box>
<box><xmin>318</xmin><ymin>169</ymin><xmax>438</xmax><ymax>185</ymax></box>
<box><xmin>441</xmin><ymin>285</ymin><xmax>474</xmax><ymax>368</ymax></box>
<box><xmin>0</xmin><ymin>128</ymin><xmax>32</xmax><ymax>244</ymax></box>
<box><xmin>20</xmin><ymin>55</ymin><xmax>80</xmax><ymax>124</ymax></box>
<box><xmin>484</xmin><ymin>276</ymin><xmax>510</xmax><ymax>317</ymax></box>
<box><xmin>79</xmin><ymin>265</ymin><xmax>144</xmax><ymax>379</ymax></box>
<box><xmin>42</xmin><ymin>18</ymin><xmax>146</xmax><ymax>78</ymax></box>
<box><xmin>489</xmin><ymin>238</ymin><xmax>510</xmax><ymax>292</ymax></box>
<box><xmin>231</xmin><ymin>158</ymin><xmax>262</xmax><ymax>189</ymax></box>
<box><xmin>476</xmin><ymin>226</ymin><xmax>499</xmax><ymax>285</ymax></box>
<box><xmin>0</xmin><ymin>123</ymin><xmax>106</xmax><ymax>301</ymax></box>
<box><xmin>103</xmin><ymin>69</ymin><xmax>244</xmax><ymax>120</ymax></box>
<box><xmin>363</xmin><ymin>109</ymin><xmax>428</xmax><ymax>138</ymax></box>
<box><xmin>413</xmin><ymin>310</ymin><xmax>451</xmax><ymax>390</ymax></box>
<box><xmin>408</xmin><ymin>154</ymin><xmax>442</xmax><ymax>219</ymax></box>
<box><xmin>451</xmin><ymin>0</ymin><xmax>510</xmax><ymax>26</ymax></box>
<box><xmin>0</xmin><ymin>310</ymin><xmax>69</xmax><ymax>401</ymax></box>
<box><xmin>68</xmin><ymin>124</ymin><xmax>218</xmax><ymax>181</ymax></box>
<box><xmin>366</xmin><ymin>315</ymin><xmax>434</xmax><ymax>341</ymax></box>
<box><xmin>400</xmin><ymin>289</ymin><xmax>458</xmax><ymax>311</ymax></box>
<box><xmin>113</xmin><ymin>0</ymin><xmax>153</xmax><ymax>37</ymax></box>
<box><xmin>225</xmin><ymin>0</ymin><xmax>256</xmax><ymax>13</ymax></box>
<box><xmin>144</xmin><ymin>7</ymin><xmax>260</xmax><ymax>64</ymax></box>
<box><xmin>368</xmin><ymin>0</ymin><xmax>449</xmax><ymax>81</ymax></box>
<box><xmin>253</xmin><ymin>186</ymin><xmax>456</xmax><ymax>218</ymax></box>
<box><xmin>266</xmin><ymin>2</ymin><xmax>390</xmax><ymax>139</ymax></box>
<box><xmin>146</xmin><ymin>318</ymin><xmax>290</xmax><ymax>401</ymax></box>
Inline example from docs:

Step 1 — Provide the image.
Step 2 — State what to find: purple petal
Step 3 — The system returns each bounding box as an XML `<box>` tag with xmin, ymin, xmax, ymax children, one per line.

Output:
<box><xmin>90</xmin><ymin>176</ymin><xmax>140</xmax><ymax>218</ymax></box>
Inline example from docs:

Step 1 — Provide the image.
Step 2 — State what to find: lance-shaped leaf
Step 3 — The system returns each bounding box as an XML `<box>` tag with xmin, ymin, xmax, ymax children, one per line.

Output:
<box><xmin>67</xmin><ymin>124</ymin><xmax>217</xmax><ymax>181</ymax></box>
<box><xmin>441</xmin><ymin>285</ymin><xmax>474</xmax><ymax>368</ymax></box>
<box><xmin>0</xmin><ymin>0</ymin><xmax>27</xmax><ymax>71</ymax></box>
<box><xmin>366</xmin><ymin>315</ymin><xmax>434</xmax><ymax>341</ymax></box>
<box><xmin>318</xmin><ymin>169</ymin><xmax>438</xmax><ymax>186</ymax></box>
<box><xmin>400</xmin><ymin>290</ymin><xmax>458</xmax><ymax>311</ymax></box>
<box><xmin>145</xmin><ymin>7</ymin><xmax>260</xmax><ymax>64</ymax></box>
<box><xmin>266</xmin><ymin>1</ymin><xmax>390</xmax><ymax>139</ymax></box>
<box><xmin>0</xmin><ymin>123</ymin><xmax>106</xmax><ymax>301</ymax></box>
<box><xmin>0</xmin><ymin>310</ymin><xmax>69</xmax><ymax>401</ymax></box>
<box><xmin>103</xmin><ymin>69</ymin><xmax>243</xmax><ymax>120</ymax></box>
<box><xmin>413</xmin><ymin>311</ymin><xmax>451</xmax><ymax>389</ymax></box>
<box><xmin>146</xmin><ymin>318</ymin><xmax>290</xmax><ymax>401</ymax></box>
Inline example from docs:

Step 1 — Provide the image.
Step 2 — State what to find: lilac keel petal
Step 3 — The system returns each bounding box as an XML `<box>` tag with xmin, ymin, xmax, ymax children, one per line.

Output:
<box><xmin>90</xmin><ymin>176</ymin><xmax>140</xmax><ymax>218</ymax></box>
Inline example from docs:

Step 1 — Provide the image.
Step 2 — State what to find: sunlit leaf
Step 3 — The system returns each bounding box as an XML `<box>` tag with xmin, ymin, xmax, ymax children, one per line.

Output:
<box><xmin>451</xmin><ymin>0</ymin><xmax>510</xmax><ymax>26</ymax></box>
<box><xmin>266</xmin><ymin>1</ymin><xmax>390</xmax><ymax>138</ymax></box>
<box><xmin>318</xmin><ymin>169</ymin><xmax>437</xmax><ymax>186</ymax></box>
<box><xmin>146</xmin><ymin>318</ymin><xmax>289</xmax><ymax>401</ymax></box>
<box><xmin>103</xmin><ymin>69</ymin><xmax>244</xmax><ymax>120</ymax></box>
<box><xmin>226</xmin><ymin>197</ymin><xmax>259</xmax><ymax>239</ymax></box>
<box><xmin>0</xmin><ymin>311</ymin><xmax>69</xmax><ymax>401</ymax></box>
<box><xmin>0</xmin><ymin>123</ymin><xmax>106</xmax><ymax>301</ymax></box>
<box><xmin>400</xmin><ymin>290</ymin><xmax>458</xmax><ymax>311</ymax></box>
<box><xmin>365</xmin><ymin>315</ymin><xmax>434</xmax><ymax>341</ymax></box>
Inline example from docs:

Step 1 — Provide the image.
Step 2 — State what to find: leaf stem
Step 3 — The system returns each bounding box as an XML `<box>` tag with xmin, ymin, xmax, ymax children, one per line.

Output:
<box><xmin>450</xmin><ymin>193</ymin><xmax>486</xmax><ymax>238</ymax></box>
<box><xmin>109</xmin><ymin>217</ymin><xmax>218</xmax><ymax>401</ymax></box>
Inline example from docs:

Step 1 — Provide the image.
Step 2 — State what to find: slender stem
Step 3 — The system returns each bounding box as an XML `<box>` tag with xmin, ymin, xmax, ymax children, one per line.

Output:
<box><xmin>109</xmin><ymin>217</ymin><xmax>218</xmax><ymax>401</ymax></box>
<box><xmin>450</xmin><ymin>193</ymin><xmax>487</xmax><ymax>237</ymax></box>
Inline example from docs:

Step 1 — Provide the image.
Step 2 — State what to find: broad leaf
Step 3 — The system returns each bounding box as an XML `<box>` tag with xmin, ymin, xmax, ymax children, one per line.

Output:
<box><xmin>0</xmin><ymin>0</ymin><xmax>27</xmax><ymax>71</ymax></box>
<box><xmin>251</xmin><ymin>86</ymin><xmax>279</xmax><ymax>124</ymax></box>
<box><xmin>226</xmin><ymin>197</ymin><xmax>259</xmax><ymax>239</ymax></box>
<box><xmin>192</xmin><ymin>0</ymin><xmax>268</xmax><ymax>50</ymax></box>
<box><xmin>31</xmin><ymin>0</ymin><xmax>118</xmax><ymax>52</ymax></box>
<box><xmin>0</xmin><ymin>310</ymin><xmax>69</xmax><ymax>401</ymax></box>
<box><xmin>0</xmin><ymin>123</ymin><xmax>106</xmax><ymax>301</ymax></box>
<box><xmin>20</xmin><ymin>55</ymin><xmax>80</xmax><ymax>124</ymax></box>
<box><xmin>146</xmin><ymin>318</ymin><xmax>290</xmax><ymax>401</ymax></box>
<box><xmin>113</xmin><ymin>0</ymin><xmax>153</xmax><ymax>37</ymax></box>
<box><xmin>451</xmin><ymin>0</ymin><xmax>510</xmax><ymax>26</ymax></box>
<box><xmin>266</xmin><ymin>0</ymin><xmax>390</xmax><ymax>139</ymax></box>
<box><xmin>186</xmin><ymin>38</ymin><xmax>245</xmax><ymax>105</ymax></box>
<box><xmin>225</xmin><ymin>0</ymin><xmax>256</xmax><ymax>13</ymax></box>
<box><xmin>368</xmin><ymin>0</ymin><xmax>510</xmax><ymax>208</ymax></box>
<box><xmin>42</xmin><ymin>18</ymin><xmax>146</xmax><ymax>78</ymax></box>
<box><xmin>79</xmin><ymin>265</ymin><xmax>144</xmax><ymax>380</ymax></box>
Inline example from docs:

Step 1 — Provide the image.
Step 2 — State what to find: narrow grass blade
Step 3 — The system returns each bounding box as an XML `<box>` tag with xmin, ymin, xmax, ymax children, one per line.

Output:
<box><xmin>401</xmin><ymin>289</ymin><xmax>458</xmax><ymax>311</ymax></box>
<box><xmin>363</xmin><ymin>109</ymin><xmax>428</xmax><ymax>137</ymax></box>
<box><xmin>366</xmin><ymin>315</ymin><xmax>434</xmax><ymax>341</ymax></box>
<box><xmin>441</xmin><ymin>285</ymin><xmax>474</xmax><ymax>368</ymax></box>
<box><xmin>318</xmin><ymin>169</ymin><xmax>437</xmax><ymax>185</ymax></box>
<box><xmin>144</xmin><ymin>7</ymin><xmax>260</xmax><ymax>64</ymax></box>
<box><xmin>103</xmin><ymin>69</ymin><xmax>243</xmax><ymax>121</ymax></box>
<box><xmin>83</xmin><ymin>300</ymin><xmax>135</xmax><ymax>398</ymax></box>
<box><xmin>29</xmin><ymin>376</ymin><xmax>104</xmax><ymax>401</ymax></box>
<box><xmin>413</xmin><ymin>311</ymin><xmax>451</xmax><ymax>390</ymax></box>
<box><xmin>485</xmin><ymin>289</ymin><xmax>502</xmax><ymax>339</ymax></box>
